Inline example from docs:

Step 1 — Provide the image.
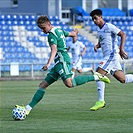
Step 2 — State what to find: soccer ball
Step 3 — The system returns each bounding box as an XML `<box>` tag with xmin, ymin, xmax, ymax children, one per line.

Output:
<box><xmin>12</xmin><ymin>106</ymin><xmax>26</xmax><ymax>120</ymax></box>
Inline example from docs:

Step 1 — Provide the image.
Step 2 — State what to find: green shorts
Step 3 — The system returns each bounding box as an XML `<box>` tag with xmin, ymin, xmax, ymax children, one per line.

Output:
<box><xmin>44</xmin><ymin>62</ymin><xmax>73</xmax><ymax>85</ymax></box>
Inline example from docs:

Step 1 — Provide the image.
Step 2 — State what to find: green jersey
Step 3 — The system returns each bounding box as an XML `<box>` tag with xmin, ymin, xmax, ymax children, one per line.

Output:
<box><xmin>48</xmin><ymin>27</ymin><xmax>71</xmax><ymax>64</ymax></box>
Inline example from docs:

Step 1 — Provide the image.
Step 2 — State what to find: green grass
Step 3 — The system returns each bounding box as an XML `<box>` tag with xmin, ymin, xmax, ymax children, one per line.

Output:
<box><xmin>0</xmin><ymin>79</ymin><xmax>133</xmax><ymax>133</ymax></box>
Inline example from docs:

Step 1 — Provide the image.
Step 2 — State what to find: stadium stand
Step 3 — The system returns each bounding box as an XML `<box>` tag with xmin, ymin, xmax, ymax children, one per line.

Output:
<box><xmin>0</xmin><ymin>10</ymin><xmax>133</xmax><ymax>72</ymax></box>
<box><xmin>0</xmin><ymin>14</ymin><xmax>91</xmax><ymax>72</ymax></box>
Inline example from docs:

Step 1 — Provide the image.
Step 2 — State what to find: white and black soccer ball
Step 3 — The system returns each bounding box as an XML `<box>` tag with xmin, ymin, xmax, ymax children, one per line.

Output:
<box><xmin>12</xmin><ymin>107</ymin><xmax>26</xmax><ymax>120</ymax></box>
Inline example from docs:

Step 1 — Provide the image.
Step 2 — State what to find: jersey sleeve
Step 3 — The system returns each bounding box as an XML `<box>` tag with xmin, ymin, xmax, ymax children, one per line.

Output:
<box><xmin>79</xmin><ymin>42</ymin><xmax>85</xmax><ymax>48</ymax></box>
<box><xmin>48</xmin><ymin>33</ymin><xmax>57</xmax><ymax>46</ymax></box>
<box><xmin>62</xmin><ymin>30</ymin><xmax>69</xmax><ymax>37</ymax></box>
<box><xmin>108</xmin><ymin>23</ymin><xmax>121</xmax><ymax>35</ymax></box>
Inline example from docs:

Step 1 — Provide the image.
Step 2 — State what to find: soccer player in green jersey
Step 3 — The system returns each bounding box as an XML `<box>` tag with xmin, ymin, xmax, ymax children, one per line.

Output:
<box><xmin>16</xmin><ymin>16</ymin><xmax>110</xmax><ymax>116</ymax></box>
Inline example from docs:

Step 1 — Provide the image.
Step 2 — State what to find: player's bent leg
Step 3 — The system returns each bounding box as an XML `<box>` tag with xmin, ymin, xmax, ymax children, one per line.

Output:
<box><xmin>77</xmin><ymin>69</ymin><xmax>82</xmax><ymax>73</ymax></box>
<box><xmin>65</xmin><ymin>72</ymin><xmax>110</xmax><ymax>87</ymax></box>
<box><xmin>113</xmin><ymin>70</ymin><xmax>126</xmax><ymax>83</ymax></box>
<box><xmin>113</xmin><ymin>70</ymin><xmax>133</xmax><ymax>83</ymax></box>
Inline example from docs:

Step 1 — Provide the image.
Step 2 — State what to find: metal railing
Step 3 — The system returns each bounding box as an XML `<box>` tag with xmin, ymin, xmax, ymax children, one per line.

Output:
<box><xmin>0</xmin><ymin>59</ymin><xmax>133</xmax><ymax>79</ymax></box>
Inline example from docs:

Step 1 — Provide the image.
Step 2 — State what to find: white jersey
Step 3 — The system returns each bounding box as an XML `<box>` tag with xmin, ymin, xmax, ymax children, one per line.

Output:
<box><xmin>67</xmin><ymin>40</ymin><xmax>85</xmax><ymax>61</ymax></box>
<box><xmin>97</xmin><ymin>23</ymin><xmax>121</xmax><ymax>57</ymax></box>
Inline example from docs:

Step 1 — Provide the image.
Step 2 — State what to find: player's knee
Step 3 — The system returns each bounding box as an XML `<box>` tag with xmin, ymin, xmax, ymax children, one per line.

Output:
<box><xmin>119</xmin><ymin>78</ymin><xmax>126</xmax><ymax>83</ymax></box>
<box><xmin>65</xmin><ymin>83</ymin><xmax>73</xmax><ymax>88</ymax></box>
<box><xmin>78</xmin><ymin>70</ymin><xmax>82</xmax><ymax>73</ymax></box>
<box><xmin>39</xmin><ymin>80</ymin><xmax>49</xmax><ymax>88</ymax></box>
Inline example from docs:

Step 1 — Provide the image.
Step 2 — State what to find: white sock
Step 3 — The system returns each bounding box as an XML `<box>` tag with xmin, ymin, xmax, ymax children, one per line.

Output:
<box><xmin>94</xmin><ymin>75</ymin><xmax>99</xmax><ymax>80</ymax></box>
<box><xmin>25</xmin><ymin>105</ymin><xmax>32</xmax><ymax>111</ymax></box>
<box><xmin>96</xmin><ymin>81</ymin><xmax>105</xmax><ymax>101</ymax></box>
<box><xmin>125</xmin><ymin>74</ymin><xmax>133</xmax><ymax>83</ymax></box>
<box><xmin>82</xmin><ymin>67</ymin><xmax>92</xmax><ymax>72</ymax></box>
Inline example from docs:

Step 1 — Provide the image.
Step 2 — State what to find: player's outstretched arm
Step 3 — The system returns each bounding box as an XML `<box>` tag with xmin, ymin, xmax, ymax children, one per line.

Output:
<box><xmin>117</xmin><ymin>31</ymin><xmax>127</xmax><ymax>59</ymax></box>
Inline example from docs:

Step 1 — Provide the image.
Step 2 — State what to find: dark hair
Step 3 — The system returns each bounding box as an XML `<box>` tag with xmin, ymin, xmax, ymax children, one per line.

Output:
<box><xmin>36</xmin><ymin>15</ymin><xmax>50</xmax><ymax>28</ymax></box>
<box><xmin>90</xmin><ymin>9</ymin><xmax>102</xmax><ymax>17</ymax></box>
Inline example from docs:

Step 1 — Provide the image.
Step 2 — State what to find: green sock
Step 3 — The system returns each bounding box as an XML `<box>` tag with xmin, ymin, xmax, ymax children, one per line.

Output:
<box><xmin>72</xmin><ymin>75</ymin><xmax>94</xmax><ymax>87</ymax></box>
<box><xmin>29</xmin><ymin>88</ymin><xmax>45</xmax><ymax>108</ymax></box>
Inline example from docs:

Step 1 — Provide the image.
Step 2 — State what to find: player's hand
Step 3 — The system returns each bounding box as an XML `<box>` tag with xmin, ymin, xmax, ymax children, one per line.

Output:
<box><xmin>74</xmin><ymin>29</ymin><xmax>78</xmax><ymax>35</ymax></box>
<box><xmin>42</xmin><ymin>65</ymin><xmax>48</xmax><ymax>71</ymax></box>
<box><xmin>94</xmin><ymin>43</ymin><xmax>100</xmax><ymax>52</ymax></box>
<box><xmin>119</xmin><ymin>49</ymin><xmax>128</xmax><ymax>59</ymax></box>
<box><xmin>94</xmin><ymin>45</ymin><xmax>98</xmax><ymax>52</ymax></box>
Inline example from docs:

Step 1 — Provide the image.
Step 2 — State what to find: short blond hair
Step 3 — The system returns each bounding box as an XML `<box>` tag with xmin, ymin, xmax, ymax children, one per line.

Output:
<box><xmin>36</xmin><ymin>15</ymin><xmax>50</xmax><ymax>28</ymax></box>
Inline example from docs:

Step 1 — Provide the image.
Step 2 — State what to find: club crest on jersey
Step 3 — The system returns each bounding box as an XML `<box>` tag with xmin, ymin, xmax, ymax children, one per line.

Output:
<box><xmin>100</xmin><ymin>61</ymin><xmax>104</xmax><ymax>65</ymax></box>
<box><xmin>72</xmin><ymin>48</ymin><xmax>74</xmax><ymax>51</ymax></box>
<box><xmin>99</xmin><ymin>35</ymin><xmax>104</xmax><ymax>42</ymax></box>
<box><xmin>50</xmin><ymin>38</ymin><xmax>54</xmax><ymax>42</ymax></box>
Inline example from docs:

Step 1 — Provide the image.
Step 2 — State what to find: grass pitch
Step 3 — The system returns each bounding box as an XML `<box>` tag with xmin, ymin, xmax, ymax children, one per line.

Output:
<box><xmin>0</xmin><ymin>79</ymin><xmax>133</xmax><ymax>133</ymax></box>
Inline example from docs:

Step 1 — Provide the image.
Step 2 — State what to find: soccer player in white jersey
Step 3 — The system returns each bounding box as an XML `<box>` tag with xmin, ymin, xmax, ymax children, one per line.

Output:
<box><xmin>67</xmin><ymin>36</ymin><xmax>89</xmax><ymax>78</ymax></box>
<box><xmin>68</xmin><ymin>37</ymin><xmax>93</xmax><ymax>78</ymax></box>
<box><xmin>89</xmin><ymin>9</ymin><xmax>133</xmax><ymax>111</ymax></box>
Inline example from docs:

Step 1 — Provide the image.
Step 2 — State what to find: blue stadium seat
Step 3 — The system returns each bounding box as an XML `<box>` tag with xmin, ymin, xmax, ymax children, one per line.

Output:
<box><xmin>117</xmin><ymin>21</ymin><xmax>123</xmax><ymax>26</ymax></box>
<box><xmin>39</xmin><ymin>31</ymin><xmax>48</xmax><ymax>36</ymax></box>
<box><xmin>112</xmin><ymin>21</ymin><xmax>117</xmax><ymax>26</ymax></box>
<box><xmin>29</xmin><ymin>15</ymin><xmax>36</xmax><ymax>21</ymax></box>
<box><xmin>48</xmin><ymin>16</ymin><xmax>59</xmax><ymax>21</ymax></box>
<box><xmin>27</xmin><ymin>36</ymin><xmax>33</xmax><ymax>41</ymax></box>
<box><xmin>22</xmin><ymin>48</ymin><xmax>28</xmax><ymax>53</ymax></box>
<box><xmin>123</xmin><ymin>21</ymin><xmax>129</xmax><ymax>26</ymax></box>
<box><xmin>1</xmin><ymin>13</ymin><xmax>132</xmax><ymax>66</ymax></box>
<box><xmin>12</xmin><ymin>20</ymin><xmax>18</xmax><ymax>25</ymax></box>
<box><xmin>18</xmin><ymin>20</ymin><xmax>24</xmax><ymax>25</ymax></box>
<box><xmin>6</xmin><ymin>20</ymin><xmax>12</xmax><ymax>25</ymax></box>
<box><xmin>89</xmin><ymin>21</ymin><xmax>95</xmax><ymax>26</ymax></box>
<box><xmin>0</xmin><ymin>15</ymin><xmax>5</xmax><ymax>20</ymax></box>
<box><xmin>32</xmin><ymin>36</ymin><xmax>40</xmax><ymax>42</ymax></box>
<box><xmin>129</xmin><ymin>21</ymin><xmax>133</xmax><ymax>26</ymax></box>
<box><xmin>59</xmin><ymin>21</ymin><xmax>66</xmax><ymax>26</ymax></box>
<box><xmin>11</xmin><ymin>15</ymin><xmax>18</xmax><ymax>21</ymax></box>
<box><xmin>0</xmin><ymin>20</ymin><xmax>6</xmax><ymax>25</ymax></box>
<box><xmin>5</xmin><ymin>15</ymin><xmax>12</xmax><ymax>20</ymax></box>
<box><xmin>23</xmin><ymin>15</ymin><xmax>30</xmax><ymax>21</ymax></box>
<box><xmin>24</xmin><ymin>20</ymin><xmax>30</xmax><ymax>25</ymax></box>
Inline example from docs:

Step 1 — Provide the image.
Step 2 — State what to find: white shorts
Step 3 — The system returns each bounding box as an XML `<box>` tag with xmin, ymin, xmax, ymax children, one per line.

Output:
<box><xmin>72</xmin><ymin>56</ymin><xmax>82</xmax><ymax>70</ymax></box>
<box><xmin>98</xmin><ymin>54</ymin><xmax>122</xmax><ymax>75</ymax></box>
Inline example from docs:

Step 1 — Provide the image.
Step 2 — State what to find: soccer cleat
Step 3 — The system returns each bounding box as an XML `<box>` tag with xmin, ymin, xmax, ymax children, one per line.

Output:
<box><xmin>95</xmin><ymin>72</ymin><xmax>110</xmax><ymax>84</ymax></box>
<box><xmin>90</xmin><ymin>101</ymin><xmax>106</xmax><ymax>111</ymax></box>
<box><xmin>15</xmin><ymin>105</ymin><xmax>30</xmax><ymax>116</ymax></box>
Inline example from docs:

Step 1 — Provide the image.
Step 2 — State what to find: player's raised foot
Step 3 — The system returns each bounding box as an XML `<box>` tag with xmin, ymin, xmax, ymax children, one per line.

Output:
<box><xmin>95</xmin><ymin>72</ymin><xmax>110</xmax><ymax>84</ymax></box>
<box><xmin>90</xmin><ymin>101</ymin><xmax>106</xmax><ymax>111</ymax></box>
<box><xmin>15</xmin><ymin>104</ymin><xmax>30</xmax><ymax>115</ymax></box>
